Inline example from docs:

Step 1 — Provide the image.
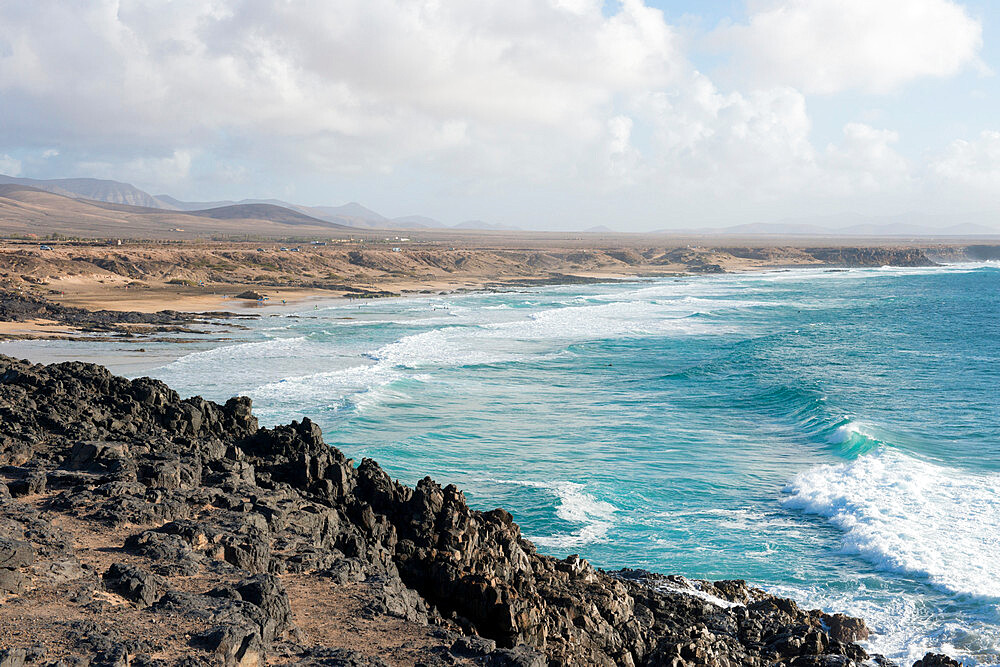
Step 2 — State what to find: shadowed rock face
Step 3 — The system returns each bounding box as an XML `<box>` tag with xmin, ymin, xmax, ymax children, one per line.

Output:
<box><xmin>0</xmin><ymin>355</ymin><xmax>945</xmax><ymax>666</ymax></box>
<box><xmin>964</xmin><ymin>245</ymin><xmax>1000</xmax><ymax>261</ymax></box>
<box><xmin>803</xmin><ymin>247</ymin><xmax>936</xmax><ymax>267</ymax></box>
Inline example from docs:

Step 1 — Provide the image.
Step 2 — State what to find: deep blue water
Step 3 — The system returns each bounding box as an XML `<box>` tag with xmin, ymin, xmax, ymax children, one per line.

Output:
<box><xmin>7</xmin><ymin>264</ymin><xmax>999</xmax><ymax>664</ymax></box>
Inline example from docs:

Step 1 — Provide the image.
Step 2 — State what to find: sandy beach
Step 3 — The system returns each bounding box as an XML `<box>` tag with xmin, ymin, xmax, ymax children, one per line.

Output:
<box><xmin>0</xmin><ymin>237</ymin><xmax>966</xmax><ymax>340</ymax></box>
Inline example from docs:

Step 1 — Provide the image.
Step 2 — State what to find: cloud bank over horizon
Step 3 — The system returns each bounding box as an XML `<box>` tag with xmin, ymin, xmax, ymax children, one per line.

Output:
<box><xmin>0</xmin><ymin>0</ymin><xmax>997</xmax><ymax>230</ymax></box>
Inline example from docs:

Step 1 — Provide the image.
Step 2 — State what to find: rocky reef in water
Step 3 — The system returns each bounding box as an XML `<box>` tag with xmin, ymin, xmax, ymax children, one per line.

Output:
<box><xmin>0</xmin><ymin>355</ymin><xmax>961</xmax><ymax>666</ymax></box>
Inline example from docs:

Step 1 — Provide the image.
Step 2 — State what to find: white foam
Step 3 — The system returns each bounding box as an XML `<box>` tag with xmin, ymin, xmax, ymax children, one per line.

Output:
<box><xmin>651</xmin><ymin>577</ymin><xmax>744</xmax><ymax>609</ymax></box>
<box><xmin>369</xmin><ymin>327</ymin><xmax>528</xmax><ymax>368</ymax></box>
<box><xmin>828</xmin><ymin>420</ymin><xmax>874</xmax><ymax>445</ymax></box>
<box><xmin>769</xmin><ymin>580</ymin><xmax>1000</xmax><ymax>666</ymax></box>
<box><xmin>492</xmin><ymin>479</ymin><xmax>617</xmax><ymax>549</ymax></box>
<box><xmin>249</xmin><ymin>362</ymin><xmax>401</xmax><ymax>405</ymax></box>
<box><xmin>364</xmin><ymin>297</ymin><xmax>745</xmax><ymax>371</ymax></box>
<box><xmin>784</xmin><ymin>448</ymin><xmax>1000</xmax><ymax>600</ymax></box>
<box><xmin>149</xmin><ymin>335</ymin><xmax>319</xmax><ymax>394</ymax></box>
<box><xmin>161</xmin><ymin>336</ymin><xmax>309</xmax><ymax>368</ymax></box>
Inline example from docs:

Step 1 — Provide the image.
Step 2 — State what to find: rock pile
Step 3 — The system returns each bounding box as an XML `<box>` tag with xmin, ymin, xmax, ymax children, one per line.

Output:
<box><xmin>0</xmin><ymin>355</ymin><xmax>954</xmax><ymax>665</ymax></box>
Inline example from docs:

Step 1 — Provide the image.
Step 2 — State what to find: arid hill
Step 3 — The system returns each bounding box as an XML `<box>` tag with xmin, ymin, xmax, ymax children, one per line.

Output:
<box><xmin>0</xmin><ymin>186</ymin><xmax>352</xmax><ymax>239</ymax></box>
<box><xmin>185</xmin><ymin>204</ymin><xmax>338</xmax><ymax>227</ymax></box>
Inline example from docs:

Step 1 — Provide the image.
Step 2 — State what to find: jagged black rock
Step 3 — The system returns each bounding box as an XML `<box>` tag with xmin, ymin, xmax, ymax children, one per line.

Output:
<box><xmin>0</xmin><ymin>355</ymin><xmax>953</xmax><ymax>666</ymax></box>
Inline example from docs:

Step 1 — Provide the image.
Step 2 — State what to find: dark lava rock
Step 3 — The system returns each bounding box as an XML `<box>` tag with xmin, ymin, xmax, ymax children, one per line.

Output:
<box><xmin>484</xmin><ymin>644</ymin><xmax>547</xmax><ymax>667</ymax></box>
<box><xmin>103</xmin><ymin>562</ymin><xmax>168</xmax><ymax>607</ymax></box>
<box><xmin>123</xmin><ymin>529</ymin><xmax>204</xmax><ymax>575</ymax></box>
<box><xmin>450</xmin><ymin>635</ymin><xmax>497</xmax><ymax>657</ymax></box>
<box><xmin>913</xmin><ymin>654</ymin><xmax>963</xmax><ymax>667</ymax></box>
<box><xmin>0</xmin><ymin>354</ymin><xmax>962</xmax><ymax>666</ymax></box>
<box><xmin>233</xmin><ymin>574</ymin><xmax>296</xmax><ymax>643</ymax></box>
<box><xmin>6</xmin><ymin>471</ymin><xmax>46</xmax><ymax>497</ymax></box>
<box><xmin>192</xmin><ymin>624</ymin><xmax>265</xmax><ymax>667</ymax></box>
<box><xmin>0</xmin><ymin>537</ymin><xmax>35</xmax><ymax>568</ymax></box>
<box><xmin>0</xmin><ymin>567</ymin><xmax>25</xmax><ymax>593</ymax></box>
<box><xmin>823</xmin><ymin>612</ymin><xmax>870</xmax><ymax>643</ymax></box>
<box><xmin>0</xmin><ymin>289</ymin><xmax>252</xmax><ymax>335</ymax></box>
<box><xmin>293</xmin><ymin>647</ymin><xmax>390</xmax><ymax>666</ymax></box>
<box><xmin>0</xmin><ymin>648</ymin><xmax>27</xmax><ymax>667</ymax></box>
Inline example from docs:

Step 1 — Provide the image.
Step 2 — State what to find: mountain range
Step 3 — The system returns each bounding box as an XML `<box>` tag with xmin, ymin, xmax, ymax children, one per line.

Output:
<box><xmin>0</xmin><ymin>183</ymin><xmax>358</xmax><ymax>239</ymax></box>
<box><xmin>1</xmin><ymin>173</ymin><xmax>999</xmax><ymax>236</ymax></box>
<box><xmin>0</xmin><ymin>173</ymin><xmax>516</xmax><ymax>231</ymax></box>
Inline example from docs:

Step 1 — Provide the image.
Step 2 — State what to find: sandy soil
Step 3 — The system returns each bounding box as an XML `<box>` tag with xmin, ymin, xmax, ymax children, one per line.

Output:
<box><xmin>0</xmin><ymin>490</ymin><xmax>467</xmax><ymax>665</ymax></box>
<box><xmin>0</xmin><ymin>237</ymin><xmax>978</xmax><ymax>339</ymax></box>
<box><xmin>0</xmin><ymin>239</ymin><xmax>789</xmax><ymax>307</ymax></box>
<box><xmin>50</xmin><ymin>287</ymin><xmax>326</xmax><ymax>314</ymax></box>
<box><xmin>0</xmin><ymin>319</ymin><xmax>77</xmax><ymax>337</ymax></box>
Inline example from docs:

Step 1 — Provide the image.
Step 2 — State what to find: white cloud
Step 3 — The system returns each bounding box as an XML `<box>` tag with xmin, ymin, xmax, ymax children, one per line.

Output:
<box><xmin>0</xmin><ymin>1</ymin><xmax>994</xmax><ymax>228</ymax></box>
<box><xmin>0</xmin><ymin>154</ymin><xmax>22</xmax><ymax>176</ymax></box>
<box><xmin>823</xmin><ymin>123</ymin><xmax>910</xmax><ymax>193</ymax></box>
<box><xmin>927</xmin><ymin>131</ymin><xmax>1000</xmax><ymax>196</ymax></box>
<box><xmin>0</xmin><ymin>1</ymin><xmax>683</xmax><ymax>163</ymax></box>
<box><xmin>715</xmin><ymin>0</ymin><xmax>983</xmax><ymax>94</ymax></box>
<box><xmin>77</xmin><ymin>150</ymin><xmax>195</xmax><ymax>188</ymax></box>
<box><xmin>631</xmin><ymin>76</ymin><xmax>817</xmax><ymax>201</ymax></box>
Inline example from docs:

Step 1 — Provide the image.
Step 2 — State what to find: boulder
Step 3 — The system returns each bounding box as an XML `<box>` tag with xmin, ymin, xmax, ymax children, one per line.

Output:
<box><xmin>913</xmin><ymin>654</ymin><xmax>963</xmax><ymax>667</ymax></box>
<box><xmin>0</xmin><ymin>568</ymin><xmax>25</xmax><ymax>594</ymax></box>
<box><xmin>103</xmin><ymin>562</ymin><xmax>167</xmax><ymax>607</ymax></box>
<box><xmin>0</xmin><ymin>538</ymin><xmax>35</xmax><ymax>569</ymax></box>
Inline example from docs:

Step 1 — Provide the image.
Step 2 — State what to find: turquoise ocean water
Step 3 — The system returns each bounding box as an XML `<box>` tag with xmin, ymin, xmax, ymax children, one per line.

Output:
<box><xmin>6</xmin><ymin>264</ymin><xmax>1000</xmax><ymax>664</ymax></box>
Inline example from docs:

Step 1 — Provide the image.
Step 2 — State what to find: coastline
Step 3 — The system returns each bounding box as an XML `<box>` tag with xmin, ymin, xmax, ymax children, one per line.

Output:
<box><xmin>0</xmin><ymin>353</ymin><xmax>960</xmax><ymax>666</ymax></box>
<box><xmin>1</xmin><ymin>237</ymin><xmax>971</xmax><ymax>341</ymax></box>
<box><xmin>0</xmin><ymin>266</ymin><xmax>992</xmax><ymax>664</ymax></box>
<box><xmin>0</xmin><ymin>257</ymin><xmax>991</xmax><ymax>379</ymax></box>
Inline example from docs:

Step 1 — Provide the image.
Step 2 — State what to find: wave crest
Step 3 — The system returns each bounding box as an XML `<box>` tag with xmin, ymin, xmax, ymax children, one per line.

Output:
<box><xmin>490</xmin><ymin>479</ymin><xmax>617</xmax><ymax>550</ymax></box>
<box><xmin>784</xmin><ymin>448</ymin><xmax>1000</xmax><ymax>601</ymax></box>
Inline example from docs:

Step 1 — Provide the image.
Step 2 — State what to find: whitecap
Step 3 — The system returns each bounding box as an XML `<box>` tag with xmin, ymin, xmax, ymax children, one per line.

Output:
<box><xmin>828</xmin><ymin>420</ymin><xmax>873</xmax><ymax>444</ymax></box>
<box><xmin>488</xmin><ymin>479</ymin><xmax>617</xmax><ymax>549</ymax></box>
<box><xmin>158</xmin><ymin>336</ymin><xmax>309</xmax><ymax>369</ymax></box>
<box><xmin>783</xmin><ymin>448</ymin><xmax>1000</xmax><ymax>600</ymax></box>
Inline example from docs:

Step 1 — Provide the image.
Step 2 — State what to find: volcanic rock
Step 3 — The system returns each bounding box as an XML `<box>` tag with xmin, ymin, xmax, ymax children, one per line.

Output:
<box><xmin>0</xmin><ymin>354</ymin><xmax>958</xmax><ymax>665</ymax></box>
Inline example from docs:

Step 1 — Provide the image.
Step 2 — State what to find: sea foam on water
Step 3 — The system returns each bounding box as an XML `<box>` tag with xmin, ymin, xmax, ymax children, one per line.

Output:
<box><xmin>784</xmin><ymin>447</ymin><xmax>1000</xmax><ymax>600</ymax></box>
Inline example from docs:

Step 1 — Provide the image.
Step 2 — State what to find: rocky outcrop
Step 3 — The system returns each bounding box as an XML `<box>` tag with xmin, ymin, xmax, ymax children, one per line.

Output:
<box><xmin>0</xmin><ymin>289</ymin><xmax>253</xmax><ymax>337</ymax></box>
<box><xmin>0</xmin><ymin>355</ymin><xmax>952</xmax><ymax>665</ymax></box>
<box><xmin>804</xmin><ymin>247</ymin><xmax>936</xmax><ymax>267</ymax></box>
<box><xmin>963</xmin><ymin>244</ymin><xmax>1000</xmax><ymax>261</ymax></box>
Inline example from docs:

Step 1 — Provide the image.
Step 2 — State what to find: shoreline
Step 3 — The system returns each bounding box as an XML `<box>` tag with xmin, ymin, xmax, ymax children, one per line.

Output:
<box><xmin>0</xmin><ymin>352</ymin><xmax>958</xmax><ymax>666</ymax></box>
<box><xmin>3</xmin><ymin>237</ymin><xmax>981</xmax><ymax>341</ymax></box>
<box><xmin>0</xmin><ymin>260</ymin><xmax>988</xmax><ymax>376</ymax></box>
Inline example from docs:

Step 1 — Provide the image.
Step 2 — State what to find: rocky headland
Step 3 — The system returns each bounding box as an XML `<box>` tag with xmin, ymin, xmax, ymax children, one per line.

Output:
<box><xmin>0</xmin><ymin>355</ymin><xmax>962</xmax><ymax>666</ymax></box>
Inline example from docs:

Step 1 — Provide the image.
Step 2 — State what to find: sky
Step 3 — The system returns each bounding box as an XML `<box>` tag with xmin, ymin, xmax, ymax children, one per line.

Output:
<box><xmin>0</xmin><ymin>0</ymin><xmax>998</xmax><ymax>231</ymax></box>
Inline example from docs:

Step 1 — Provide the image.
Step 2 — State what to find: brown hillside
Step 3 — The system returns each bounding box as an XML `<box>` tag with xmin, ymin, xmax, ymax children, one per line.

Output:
<box><xmin>0</xmin><ymin>187</ymin><xmax>353</xmax><ymax>239</ymax></box>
